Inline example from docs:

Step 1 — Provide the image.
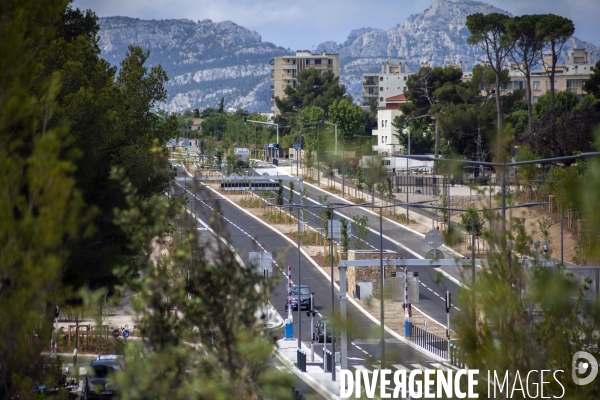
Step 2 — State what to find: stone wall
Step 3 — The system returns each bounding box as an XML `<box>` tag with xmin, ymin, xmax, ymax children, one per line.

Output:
<box><xmin>346</xmin><ymin>250</ymin><xmax>397</xmax><ymax>295</ymax></box>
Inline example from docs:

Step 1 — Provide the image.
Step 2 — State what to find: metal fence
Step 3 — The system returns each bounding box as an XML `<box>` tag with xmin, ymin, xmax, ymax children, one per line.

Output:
<box><xmin>393</xmin><ymin>175</ymin><xmax>449</xmax><ymax>195</ymax></box>
<box><xmin>410</xmin><ymin>325</ymin><xmax>448</xmax><ymax>358</ymax></box>
<box><xmin>410</xmin><ymin>325</ymin><xmax>467</xmax><ymax>368</ymax></box>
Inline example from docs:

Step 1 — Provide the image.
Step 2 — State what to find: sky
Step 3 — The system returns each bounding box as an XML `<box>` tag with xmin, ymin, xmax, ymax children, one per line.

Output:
<box><xmin>72</xmin><ymin>0</ymin><xmax>599</xmax><ymax>50</ymax></box>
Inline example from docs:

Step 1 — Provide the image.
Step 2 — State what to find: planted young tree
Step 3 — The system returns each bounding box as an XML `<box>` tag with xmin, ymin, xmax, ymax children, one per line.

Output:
<box><xmin>340</xmin><ymin>219</ymin><xmax>350</xmax><ymax>259</ymax></box>
<box><xmin>352</xmin><ymin>215</ymin><xmax>370</xmax><ymax>251</ymax></box>
<box><xmin>454</xmin><ymin>209</ymin><xmax>600</xmax><ymax>398</ymax></box>
<box><xmin>288</xmin><ymin>181</ymin><xmax>295</xmax><ymax>217</ymax></box>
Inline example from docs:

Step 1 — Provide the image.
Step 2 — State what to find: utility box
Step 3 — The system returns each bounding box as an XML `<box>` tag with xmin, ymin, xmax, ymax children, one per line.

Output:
<box><xmin>408</xmin><ymin>271</ymin><xmax>420</xmax><ymax>303</ymax></box>
<box><xmin>234</xmin><ymin>147</ymin><xmax>250</xmax><ymax>160</ymax></box>
<box><xmin>355</xmin><ymin>282</ymin><xmax>372</xmax><ymax>301</ymax></box>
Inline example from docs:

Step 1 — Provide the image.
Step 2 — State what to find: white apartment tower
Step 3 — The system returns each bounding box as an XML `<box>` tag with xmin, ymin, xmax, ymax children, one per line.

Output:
<box><xmin>362</xmin><ymin>57</ymin><xmax>413</xmax><ymax>110</ymax></box>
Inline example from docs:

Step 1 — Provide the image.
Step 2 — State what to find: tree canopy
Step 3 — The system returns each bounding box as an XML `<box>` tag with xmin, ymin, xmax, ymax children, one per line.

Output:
<box><xmin>274</xmin><ymin>68</ymin><xmax>347</xmax><ymax>114</ymax></box>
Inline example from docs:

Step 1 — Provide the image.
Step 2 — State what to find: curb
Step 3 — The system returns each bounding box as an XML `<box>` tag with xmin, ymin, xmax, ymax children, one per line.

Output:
<box><xmin>200</xmin><ymin>181</ymin><xmax>448</xmax><ymax>363</ymax></box>
<box><xmin>273</xmin><ymin>348</ymin><xmax>341</xmax><ymax>400</ymax></box>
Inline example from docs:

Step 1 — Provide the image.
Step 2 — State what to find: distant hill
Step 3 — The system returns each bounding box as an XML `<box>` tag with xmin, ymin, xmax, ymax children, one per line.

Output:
<box><xmin>98</xmin><ymin>17</ymin><xmax>291</xmax><ymax>112</ymax></box>
<box><xmin>97</xmin><ymin>1</ymin><xmax>599</xmax><ymax>112</ymax></box>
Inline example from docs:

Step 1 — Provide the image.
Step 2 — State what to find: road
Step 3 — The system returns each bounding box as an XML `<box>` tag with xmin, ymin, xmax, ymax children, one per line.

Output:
<box><xmin>173</xmin><ymin>165</ymin><xmax>435</xmax><ymax>369</ymax></box>
<box><xmin>271</xmin><ymin>176</ymin><xmax>463</xmax><ymax>326</ymax></box>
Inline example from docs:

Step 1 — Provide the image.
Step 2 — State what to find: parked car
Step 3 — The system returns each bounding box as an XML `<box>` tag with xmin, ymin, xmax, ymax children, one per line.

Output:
<box><xmin>82</xmin><ymin>355</ymin><xmax>124</xmax><ymax>399</ymax></box>
<box><xmin>285</xmin><ymin>285</ymin><xmax>312</xmax><ymax>312</ymax></box>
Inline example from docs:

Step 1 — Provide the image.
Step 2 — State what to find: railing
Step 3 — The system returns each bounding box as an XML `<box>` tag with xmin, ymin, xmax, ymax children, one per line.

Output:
<box><xmin>410</xmin><ymin>325</ymin><xmax>448</xmax><ymax>359</ymax></box>
<box><xmin>410</xmin><ymin>325</ymin><xmax>467</xmax><ymax>368</ymax></box>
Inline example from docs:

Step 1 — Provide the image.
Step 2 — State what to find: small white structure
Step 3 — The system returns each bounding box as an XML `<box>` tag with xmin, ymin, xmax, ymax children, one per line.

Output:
<box><xmin>234</xmin><ymin>147</ymin><xmax>250</xmax><ymax>160</ymax></box>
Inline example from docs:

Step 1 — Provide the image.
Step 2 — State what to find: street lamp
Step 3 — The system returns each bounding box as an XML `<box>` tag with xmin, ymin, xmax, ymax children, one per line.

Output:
<box><xmin>245</xmin><ymin>119</ymin><xmax>280</xmax><ymax>159</ymax></box>
<box><xmin>355</xmin><ymin>135</ymin><xmax>377</xmax><ymax>207</ymax></box>
<box><xmin>283</xmin><ymin>200</ymin><xmax>373</xmax><ymax>381</ymax></box>
<box><xmin>323</xmin><ymin>121</ymin><xmax>345</xmax><ymax>196</ymax></box>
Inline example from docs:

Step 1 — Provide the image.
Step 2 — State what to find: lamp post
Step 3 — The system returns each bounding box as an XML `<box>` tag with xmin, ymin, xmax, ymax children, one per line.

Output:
<box><xmin>284</xmin><ymin>200</ymin><xmax>373</xmax><ymax>381</ymax></box>
<box><xmin>324</xmin><ymin>121</ymin><xmax>345</xmax><ymax>196</ymax></box>
<box><xmin>246</xmin><ymin>119</ymin><xmax>279</xmax><ymax>159</ymax></box>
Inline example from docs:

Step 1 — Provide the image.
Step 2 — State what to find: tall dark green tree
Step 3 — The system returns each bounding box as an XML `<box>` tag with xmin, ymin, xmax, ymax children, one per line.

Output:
<box><xmin>35</xmin><ymin>7</ymin><xmax>175</xmax><ymax>290</ymax></box>
<box><xmin>536</xmin><ymin>14</ymin><xmax>575</xmax><ymax>111</ymax></box>
<box><xmin>274</xmin><ymin>68</ymin><xmax>347</xmax><ymax>114</ymax></box>
<box><xmin>506</xmin><ymin>14</ymin><xmax>545</xmax><ymax>134</ymax></box>
<box><xmin>0</xmin><ymin>0</ymin><xmax>89</xmax><ymax>396</ymax></box>
<box><xmin>466</xmin><ymin>12</ymin><xmax>514</xmax><ymax>158</ymax></box>
<box><xmin>393</xmin><ymin>66</ymin><xmax>464</xmax><ymax>158</ymax></box>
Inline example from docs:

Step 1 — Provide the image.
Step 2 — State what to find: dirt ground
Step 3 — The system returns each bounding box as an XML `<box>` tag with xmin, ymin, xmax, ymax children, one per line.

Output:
<box><xmin>445</xmin><ymin>194</ymin><xmax>578</xmax><ymax>263</ymax></box>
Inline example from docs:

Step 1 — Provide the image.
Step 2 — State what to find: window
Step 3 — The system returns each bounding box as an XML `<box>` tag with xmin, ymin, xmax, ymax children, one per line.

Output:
<box><xmin>382</xmin><ymin>160</ymin><xmax>391</xmax><ymax>166</ymax></box>
<box><xmin>368</xmin><ymin>87</ymin><xmax>374</xmax><ymax>95</ymax></box>
<box><xmin>567</xmin><ymin>79</ymin><xmax>584</xmax><ymax>88</ymax></box>
<box><xmin>306</xmin><ymin>59</ymin><xmax>312</xmax><ymax>65</ymax></box>
<box><xmin>404</xmin><ymin>76</ymin><xmax>407</xmax><ymax>81</ymax></box>
<box><xmin>328</xmin><ymin>59</ymin><xmax>332</xmax><ymax>65</ymax></box>
<box><xmin>533</xmin><ymin>96</ymin><xmax>538</xmax><ymax>103</ymax></box>
<box><xmin>293</xmin><ymin>60</ymin><xmax>296</xmax><ymax>64</ymax></box>
<box><xmin>533</xmin><ymin>81</ymin><xmax>540</xmax><ymax>90</ymax></box>
<box><xmin>380</xmin><ymin>97</ymin><xmax>383</xmax><ymax>102</ymax></box>
<box><xmin>380</xmin><ymin>87</ymin><xmax>384</xmax><ymax>91</ymax></box>
<box><xmin>380</xmin><ymin>77</ymin><xmax>383</xmax><ymax>81</ymax></box>
<box><xmin>381</xmin><ymin>120</ymin><xmax>385</xmax><ymax>128</ymax></box>
<box><xmin>315</xmin><ymin>58</ymin><xmax>321</xmax><ymax>65</ymax></box>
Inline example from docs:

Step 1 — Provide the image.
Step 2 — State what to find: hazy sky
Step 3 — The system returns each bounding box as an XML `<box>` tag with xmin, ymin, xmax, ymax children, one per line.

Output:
<box><xmin>72</xmin><ymin>0</ymin><xmax>599</xmax><ymax>50</ymax></box>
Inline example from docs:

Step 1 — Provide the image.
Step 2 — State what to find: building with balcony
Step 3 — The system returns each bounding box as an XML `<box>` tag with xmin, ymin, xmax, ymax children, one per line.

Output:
<box><xmin>495</xmin><ymin>48</ymin><xmax>595</xmax><ymax>102</ymax></box>
<box><xmin>270</xmin><ymin>51</ymin><xmax>340</xmax><ymax>114</ymax></box>
<box><xmin>362</xmin><ymin>57</ymin><xmax>413</xmax><ymax>110</ymax></box>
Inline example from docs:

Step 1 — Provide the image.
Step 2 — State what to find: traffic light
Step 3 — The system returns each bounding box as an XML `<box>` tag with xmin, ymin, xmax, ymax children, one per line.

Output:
<box><xmin>274</xmin><ymin>143</ymin><xmax>280</xmax><ymax>151</ymax></box>
<box><xmin>243</xmin><ymin>117</ymin><xmax>247</xmax><ymax>125</ymax></box>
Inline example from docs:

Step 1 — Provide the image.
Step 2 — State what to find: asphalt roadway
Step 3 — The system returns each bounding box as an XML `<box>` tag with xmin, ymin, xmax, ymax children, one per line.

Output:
<box><xmin>173</xmin><ymin>165</ymin><xmax>435</xmax><ymax>369</ymax></box>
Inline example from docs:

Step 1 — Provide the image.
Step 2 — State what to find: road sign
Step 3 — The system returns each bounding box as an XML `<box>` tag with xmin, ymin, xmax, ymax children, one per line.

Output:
<box><xmin>289</xmin><ymin>154</ymin><xmax>294</xmax><ymax>158</ymax></box>
<box><xmin>424</xmin><ymin>229</ymin><xmax>443</xmax><ymax>249</ymax></box>
<box><xmin>111</xmin><ymin>329</ymin><xmax>120</xmax><ymax>338</ymax></box>
<box><xmin>264</xmin><ymin>144</ymin><xmax>268</xmax><ymax>149</ymax></box>
<box><xmin>122</xmin><ymin>329</ymin><xmax>130</xmax><ymax>339</ymax></box>
<box><xmin>425</xmin><ymin>249</ymin><xmax>445</xmax><ymax>260</ymax></box>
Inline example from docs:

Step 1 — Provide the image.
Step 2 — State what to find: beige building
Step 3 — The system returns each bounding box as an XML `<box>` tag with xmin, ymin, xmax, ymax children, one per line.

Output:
<box><xmin>500</xmin><ymin>48</ymin><xmax>594</xmax><ymax>102</ymax></box>
<box><xmin>270</xmin><ymin>51</ymin><xmax>340</xmax><ymax>114</ymax></box>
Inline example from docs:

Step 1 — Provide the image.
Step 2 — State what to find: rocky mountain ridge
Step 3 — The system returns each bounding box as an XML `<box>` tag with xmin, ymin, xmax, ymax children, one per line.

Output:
<box><xmin>97</xmin><ymin>0</ymin><xmax>599</xmax><ymax>112</ymax></box>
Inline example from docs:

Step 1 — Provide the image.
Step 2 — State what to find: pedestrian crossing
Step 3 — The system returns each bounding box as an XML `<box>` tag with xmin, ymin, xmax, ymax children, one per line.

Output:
<box><xmin>342</xmin><ymin>361</ymin><xmax>458</xmax><ymax>397</ymax></box>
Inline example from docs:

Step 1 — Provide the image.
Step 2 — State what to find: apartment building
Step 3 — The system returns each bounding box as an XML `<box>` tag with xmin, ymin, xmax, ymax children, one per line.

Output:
<box><xmin>362</xmin><ymin>57</ymin><xmax>413</xmax><ymax>110</ymax></box>
<box><xmin>500</xmin><ymin>48</ymin><xmax>594</xmax><ymax>102</ymax></box>
<box><xmin>270</xmin><ymin>51</ymin><xmax>340</xmax><ymax>114</ymax></box>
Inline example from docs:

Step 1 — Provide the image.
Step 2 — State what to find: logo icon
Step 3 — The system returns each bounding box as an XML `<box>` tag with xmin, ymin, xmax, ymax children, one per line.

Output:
<box><xmin>572</xmin><ymin>351</ymin><xmax>598</xmax><ymax>385</ymax></box>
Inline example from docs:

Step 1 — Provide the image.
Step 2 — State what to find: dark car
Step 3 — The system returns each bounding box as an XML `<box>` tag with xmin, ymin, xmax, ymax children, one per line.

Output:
<box><xmin>315</xmin><ymin>317</ymin><xmax>332</xmax><ymax>343</ymax></box>
<box><xmin>285</xmin><ymin>285</ymin><xmax>312</xmax><ymax>311</ymax></box>
<box><xmin>83</xmin><ymin>355</ymin><xmax>124</xmax><ymax>399</ymax></box>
